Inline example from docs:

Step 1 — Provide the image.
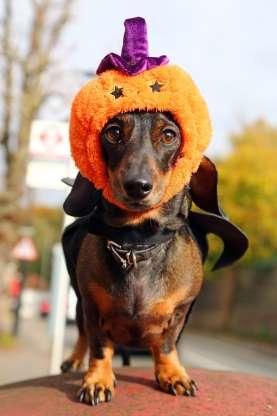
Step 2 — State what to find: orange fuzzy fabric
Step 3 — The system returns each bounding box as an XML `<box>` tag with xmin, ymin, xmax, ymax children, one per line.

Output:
<box><xmin>70</xmin><ymin>65</ymin><xmax>212</xmax><ymax>209</ymax></box>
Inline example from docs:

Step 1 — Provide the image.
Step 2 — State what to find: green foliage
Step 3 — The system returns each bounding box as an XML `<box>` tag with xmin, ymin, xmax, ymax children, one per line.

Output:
<box><xmin>24</xmin><ymin>206</ymin><xmax>63</xmax><ymax>283</ymax></box>
<box><xmin>204</xmin><ymin>234</ymin><xmax>223</xmax><ymax>278</ymax></box>
<box><xmin>209</xmin><ymin>120</ymin><xmax>277</xmax><ymax>270</ymax></box>
<box><xmin>0</xmin><ymin>333</ymin><xmax>15</xmax><ymax>349</ymax></box>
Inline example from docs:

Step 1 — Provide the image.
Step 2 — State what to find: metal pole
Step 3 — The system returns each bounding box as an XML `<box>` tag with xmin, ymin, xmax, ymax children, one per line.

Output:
<box><xmin>48</xmin><ymin>243</ymin><xmax>69</xmax><ymax>374</ymax></box>
<box><xmin>11</xmin><ymin>260</ymin><xmax>27</xmax><ymax>336</ymax></box>
<box><xmin>49</xmin><ymin>160</ymin><xmax>77</xmax><ymax>374</ymax></box>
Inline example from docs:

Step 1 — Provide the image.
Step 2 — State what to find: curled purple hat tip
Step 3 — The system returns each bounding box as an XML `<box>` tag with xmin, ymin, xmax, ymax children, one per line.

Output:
<box><xmin>96</xmin><ymin>17</ymin><xmax>169</xmax><ymax>76</ymax></box>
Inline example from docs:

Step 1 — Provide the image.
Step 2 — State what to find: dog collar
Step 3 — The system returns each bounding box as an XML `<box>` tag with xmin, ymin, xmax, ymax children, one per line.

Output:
<box><xmin>106</xmin><ymin>240</ymin><xmax>168</xmax><ymax>271</ymax></box>
<box><xmin>86</xmin><ymin>206</ymin><xmax>178</xmax><ymax>271</ymax></box>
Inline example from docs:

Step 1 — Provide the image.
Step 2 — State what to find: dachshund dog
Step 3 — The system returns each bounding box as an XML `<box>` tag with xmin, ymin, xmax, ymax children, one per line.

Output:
<box><xmin>61</xmin><ymin>111</ymin><xmax>248</xmax><ymax>406</ymax></box>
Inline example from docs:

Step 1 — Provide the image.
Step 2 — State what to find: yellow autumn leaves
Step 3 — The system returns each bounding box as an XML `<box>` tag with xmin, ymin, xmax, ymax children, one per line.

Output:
<box><xmin>213</xmin><ymin>119</ymin><xmax>277</xmax><ymax>268</ymax></box>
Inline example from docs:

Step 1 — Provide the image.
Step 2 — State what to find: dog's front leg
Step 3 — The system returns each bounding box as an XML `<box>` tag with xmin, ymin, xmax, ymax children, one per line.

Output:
<box><xmin>152</xmin><ymin>343</ymin><xmax>198</xmax><ymax>397</ymax></box>
<box><xmin>78</xmin><ymin>302</ymin><xmax>116</xmax><ymax>406</ymax></box>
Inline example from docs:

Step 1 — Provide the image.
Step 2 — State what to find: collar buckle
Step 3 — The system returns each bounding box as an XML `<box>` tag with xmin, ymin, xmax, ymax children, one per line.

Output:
<box><xmin>107</xmin><ymin>240</ymin><xmax>137</xmax><ymax>270</ymax></box>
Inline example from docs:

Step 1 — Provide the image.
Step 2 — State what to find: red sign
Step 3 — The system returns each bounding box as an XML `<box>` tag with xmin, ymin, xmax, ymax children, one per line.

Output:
<box><xmin>12</xmin><ymin>237</ymin><xmax>38</xmax><ymax>261</ymax></box>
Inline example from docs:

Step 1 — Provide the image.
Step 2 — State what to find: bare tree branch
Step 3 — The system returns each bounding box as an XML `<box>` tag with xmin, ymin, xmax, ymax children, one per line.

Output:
<box><xmin>47</xmin><ymin>0</ymin><xmax>75</xmax><ymax>51</ymax></box>
<box><xmin>1</xmin><ymin>0</ymin><xmax>14</xmax><ymax>166</ymax></box>
<box><xmin>0</xmin><ymin>0</ymin><xmax>75</xmax><ymax>263</ymax></box>
<box><xmin>6</xmin><ymin>0</ymin><xmax>75</xmax><ymax>194</ymax></box>
<box><xmin>21</xmin><ymin>0</ymin><xmax>51</xmax><ymax>78</ymax></box>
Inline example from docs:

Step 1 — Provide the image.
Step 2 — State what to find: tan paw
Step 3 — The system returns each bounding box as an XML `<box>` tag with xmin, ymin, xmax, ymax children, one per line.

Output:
<box><xmin>78</xmin><ymin>370</ymin><xmax>116</xmax><ymax>406</ymax></box>
<box><xmin>155</xmin><ymin>365</ymin><xmax>198</xmax><ymax>396</ymax></box>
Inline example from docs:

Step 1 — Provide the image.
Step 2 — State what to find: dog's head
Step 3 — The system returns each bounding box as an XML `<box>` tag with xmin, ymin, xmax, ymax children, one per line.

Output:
<box><xmin>69</xmin><ymin>21</ymin><xmax>212</xmax><ymax>211</ymax></box>
<box><xmin>69</xmin><ymin>66</ymin><xmax>212</xmax><ymax>213</ymax></box>
<box><xmin>100</xmin><ymin>111</ymin><xmax>182</xmax><ymax>212</ymax></box>
<box><xmin>68</xmin><ymin>17</ymin><xmax>212</xmax><ymax>212</ymax></box>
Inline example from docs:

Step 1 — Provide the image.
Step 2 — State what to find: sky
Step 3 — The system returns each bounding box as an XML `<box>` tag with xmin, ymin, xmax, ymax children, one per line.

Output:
<box><xmin>1</xmin><ymin>0</ymin><xmax>277</xmax><ymax>205</ymax></box>
<box><xmin>65</xmin><ymin>0</ymin><xmax>277</xmax><ymax>156</ymax></box>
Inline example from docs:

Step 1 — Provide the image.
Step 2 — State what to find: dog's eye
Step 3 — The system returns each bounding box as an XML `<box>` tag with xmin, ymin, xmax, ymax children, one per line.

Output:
<box><xmin>105</xmin><ymin>126</ymin><xmax>121</xmax><ymax>144</ymax></box>
<box><xmin>162</xmin><ymin>128</ymin><xmax>177</xmax><ymax>144</ymax></box>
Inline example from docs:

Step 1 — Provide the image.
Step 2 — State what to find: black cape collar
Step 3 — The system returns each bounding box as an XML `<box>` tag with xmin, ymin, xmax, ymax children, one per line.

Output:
<box><xmin>63</xmin><ymin>181</ymin><xmax>248</xmax><ymax>271</ymax></box>
<box><xmin>86</xmin><ymin>206</ymin><xmax>178</xmax><ymax>271</ymax></box>
<box><xmin>87</xmin><ymin>207</ymin><xmax>176</xmax><ymax>248</ymax></box>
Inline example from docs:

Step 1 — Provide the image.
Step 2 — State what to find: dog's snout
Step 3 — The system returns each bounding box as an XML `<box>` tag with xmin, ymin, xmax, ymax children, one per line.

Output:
<box><xmin>124</xmin><ymin>179</ymin><xmax>153</xmax><ymax>199</ymax></box>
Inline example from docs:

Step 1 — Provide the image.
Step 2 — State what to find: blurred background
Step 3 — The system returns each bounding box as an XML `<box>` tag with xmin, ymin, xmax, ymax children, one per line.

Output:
<box><xmin>0</xmin><ymin>0</ymin><xmax>276</xmax><ymax>385</ymax></box>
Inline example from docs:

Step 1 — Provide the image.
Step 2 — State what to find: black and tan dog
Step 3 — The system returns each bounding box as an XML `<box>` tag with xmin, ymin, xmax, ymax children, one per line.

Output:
<box><xmin>61</xmin><ymin>111</ymin><xmax>248</xmax><ymax>405</ymax></box>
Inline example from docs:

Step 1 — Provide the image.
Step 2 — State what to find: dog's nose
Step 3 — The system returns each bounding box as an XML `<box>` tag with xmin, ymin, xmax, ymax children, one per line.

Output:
<box><xmin>124</xmin><ymin>179</ymin><xmax>153</xmax><ymax>199</ymax></box>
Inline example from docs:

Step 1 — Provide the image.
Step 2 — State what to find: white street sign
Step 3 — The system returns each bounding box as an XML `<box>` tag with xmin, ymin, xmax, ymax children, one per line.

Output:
<box><xmin>26</xmin><ymin>120</ymin><xmax>77</xmax><ymax>190</ymax></box>
<box><xmin>26</xmin><ymin>160</ymin><xmax>72</xmax><ymax>190</ymax></box>
<box><xmin>29</xmin><ymin>120</ymin><xmax>70</xmax><ymax>161</ymax></box>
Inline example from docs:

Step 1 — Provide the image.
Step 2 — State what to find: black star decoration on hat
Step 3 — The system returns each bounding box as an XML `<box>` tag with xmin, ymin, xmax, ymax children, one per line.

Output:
<box><xmin>150</xmin><ymin>81</ymin><xmax>162</xmax><ymax>92</ymax></box>
<box><xmin>111</xmin><ymin>86</ymin><xmax>124</xmax><ymax>99</ymax></box>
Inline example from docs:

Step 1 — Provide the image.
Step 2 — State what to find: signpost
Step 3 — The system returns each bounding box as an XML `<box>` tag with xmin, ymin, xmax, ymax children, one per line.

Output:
<box><xmin>49</xmin><ymin>243</ymin><xmax>69</xmax><ymax>374</ymax></box>
<box><xmin>26</xmin><ymin>119</ymin><xmax>77</xmax><ymax>374</ymax></box>
<box><xmin>28</xmin><ymin>120</ymin><xmax>70</xmax><ymax>161</ymax></box>
<box><xmin>26</xmin><ymin>120</ymin><xmax>71</xmax><ymax>190</ymax></box>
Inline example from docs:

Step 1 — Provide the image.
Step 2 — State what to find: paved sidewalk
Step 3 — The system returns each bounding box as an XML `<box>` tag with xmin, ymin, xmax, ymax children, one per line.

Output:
<box><xmin>179</xmin><ymin>332</ymin><xmax>277</xmax><ymax>379</ymax></box>
<box><xmin>0</xmin><ymin>319</ymin><xmax>50</xmax><ymax>385</ymax></box>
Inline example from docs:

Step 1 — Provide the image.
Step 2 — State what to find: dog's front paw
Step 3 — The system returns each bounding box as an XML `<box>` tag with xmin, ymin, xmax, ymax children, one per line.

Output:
<box><xmin>78</xmin><ymin>370</ymin><xmax>116</xmax><ymax>406</ymax></box>
<box><xmin>155</xmin><ymin>365</ymin><xmax>198</xmax><ymax>396</ymax></box>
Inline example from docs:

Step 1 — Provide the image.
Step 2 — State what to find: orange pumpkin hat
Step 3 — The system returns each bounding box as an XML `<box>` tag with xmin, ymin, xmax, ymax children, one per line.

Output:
<box><xmin>70</xmin><ymin>17</ymin><xmax>212</xmax><ymax>209</ymax></box>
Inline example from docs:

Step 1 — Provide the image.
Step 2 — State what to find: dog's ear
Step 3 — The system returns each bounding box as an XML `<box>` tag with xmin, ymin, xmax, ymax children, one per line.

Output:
<box><xmin>63</xmin><ymin>172</ymin><xmax>101</xmax><ymax>217</ymax></box>
<box><xmin>190</xmin><ymin>156</ymin><xmax>223</xmax><ymax>216</ymax></box>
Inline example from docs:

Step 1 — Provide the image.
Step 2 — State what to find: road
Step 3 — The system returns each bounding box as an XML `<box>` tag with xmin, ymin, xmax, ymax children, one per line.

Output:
<box><xmin>0</xmin><ymin>318</ymin><xmax>277</xmax><ymax>385</ymax></box>
<box><xmin>178</xmin><ymin>332</ymin><xmax>277</xmax><ymax>379</ymax></box>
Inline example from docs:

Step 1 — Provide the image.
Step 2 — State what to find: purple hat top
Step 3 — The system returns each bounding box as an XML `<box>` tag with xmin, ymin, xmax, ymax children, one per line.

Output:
<box><xmin>96</xmin><ymin>17</ymin><xmax>169</xmax><ymax>76</ymax></box>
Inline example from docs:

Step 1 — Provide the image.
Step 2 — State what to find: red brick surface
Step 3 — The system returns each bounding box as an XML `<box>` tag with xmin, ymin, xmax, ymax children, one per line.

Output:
<box><xmin>0</xmin><ymin>368</ymin><xmax>276</xmax><ymax>416</ymax></box>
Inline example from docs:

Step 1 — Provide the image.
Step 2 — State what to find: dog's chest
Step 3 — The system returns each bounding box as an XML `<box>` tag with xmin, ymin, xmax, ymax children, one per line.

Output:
<box><xmin>77</xmin><ymin>231</ymin><xmax>203</xmax><ymax>347</ymax></box>
<box><xmin>85</xmin><ymin>263</ymin><xmax>168</xmax><ymax>347</ymax></box>
<box><xmin>91</xmin><ymin>256</ymin><xmax>166</xmax><ymax>317</ymax></box>
<box><xmin>104</xmin><ymin>277</ymin><xmax>172</xmax><ymax>347</ymax></box>
<box><xmin>87</xmin><ymin>262</ymin><xmax>187</xmax><ymax>347</ymax></box>
<box><xmin>119</xmin><ymin>261</ymin><xmax>166</xmax><ymax>315</ymax></box>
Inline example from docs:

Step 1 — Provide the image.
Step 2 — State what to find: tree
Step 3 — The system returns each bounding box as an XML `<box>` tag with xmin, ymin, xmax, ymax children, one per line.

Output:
<box><xmin>216</xmin><ymin>119</ymin><xmax>277</xmax><ymax>270</ymax></box>
<box><xmin>206</xmin><ymin>119</ymin><xmax>277</xmax><ymax>329</ymax></box>
<box><xmin>24</xmin><ymin>206</ymin><xmax>63</xmax><ymax>283</ymax></box>
<box><xmin>0</xmin><ymin>0</ymin><xmax>75</xmax><ymax>266</ymax></box>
